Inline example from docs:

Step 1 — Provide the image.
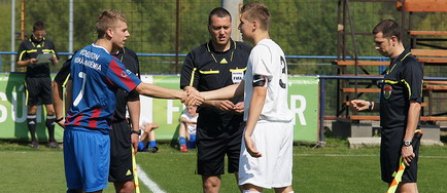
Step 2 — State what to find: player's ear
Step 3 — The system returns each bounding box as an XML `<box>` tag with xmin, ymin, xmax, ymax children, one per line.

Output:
<box><xmin>251</xmin><ymin>20</ymin><xmax>257</xmax><ymax>31</ymax></box>
<box><xmin>105</xmin><ymin>28</ymin><xmax>113</xmax><ymax>39</ymax></box>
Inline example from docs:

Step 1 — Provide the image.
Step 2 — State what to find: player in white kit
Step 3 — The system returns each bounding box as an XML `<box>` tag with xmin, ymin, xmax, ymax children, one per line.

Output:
<box><xmin>198</xmin><ymin>2</ymin><xmax>295</xmax><ymax>193</ymax></box>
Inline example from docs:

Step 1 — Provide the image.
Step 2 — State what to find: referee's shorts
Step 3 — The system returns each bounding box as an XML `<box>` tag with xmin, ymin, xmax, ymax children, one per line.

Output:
<box><xmin>109</xmin><ymin>120</ymin><xmax>134</xmax><ymax>183</ymax></box>
<box><xmin>380</xmin><ymin>127</ymin><xmax>421</xmax><ymax>183</ymax></box>
<box><xmin>25</xmin><ymin>77</ymin><xmax>53</xmax><ymax>106</ymax></box>
<box><xmin>197</xmin><ymin>121</ymin><xmax>245</xmax><ymax>176</ymax></box>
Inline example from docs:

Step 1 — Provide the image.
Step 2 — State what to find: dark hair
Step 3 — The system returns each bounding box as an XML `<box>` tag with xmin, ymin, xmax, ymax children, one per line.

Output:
<box><xmin>208</xmin><ymin>7</ymin><xmax>231</xmax><ymax>26</ymax></box>
<box><xmin>240</xmin><ymin>2</ymin><xmax>270</xmax><ymax>30</ymax></box>
<box><xmin>372</xmin><ymin>19</ymin><xmax>401</xmax><ymax>41</ymax></box>
<box><xmin>33</xmin><ymin>21</ymin><xmax>45</xmax><ymax>32</ymax></box>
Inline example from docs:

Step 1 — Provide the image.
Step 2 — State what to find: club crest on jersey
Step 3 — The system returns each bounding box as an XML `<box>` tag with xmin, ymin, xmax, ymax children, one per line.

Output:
<box><xmin>232</xmin><ymin>71</ymin><xmax>244</xmax><ymax>83</ymax></box>
<box><xmin>383</xmin><ymin>84</ymin><xmax>393</xmax><ymax>99</ymax></box>
<box><xmin>121</xmin><ymin>69</ymin><xmax>131</xmax><ymax>78</ymax></box>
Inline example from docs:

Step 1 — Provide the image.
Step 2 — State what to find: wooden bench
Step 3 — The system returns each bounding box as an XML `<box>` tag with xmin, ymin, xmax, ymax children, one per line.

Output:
<box><xmin>411</xmin><ymin>49</ymin><xmax>447</xmax><ymax>64</ymax></box>
<box><xmin>412</xmin><ymin>49</ymin><xmax>447</xmax><ymax>57</ymax></box>
<box><xmin>334</xmin><ymin>60</ymin><xmax>389</xmax><ymax>66</ymax></box>
<box><xmin>397</xmin><ymin>0</ymin><xmax>447</xmax><ymax>12</ymax></box>
<box><xmin>342</xmin><ymin>88</ymin><xmax>380</xmax><ymax>93</ymax></box>
<box><xmin>350</xmin><ymin>115</ymin><xmax>447</xmax><ymax>121</ymax></box>
<box><xmin>424</xmin><ymin>80</ymin><xmax>447</xmax><ymax>91</ymax></box>
<box><xmin>409</xmin><ymin>31</ymin><xmax>447</xmax><ymax>36</ymax></box>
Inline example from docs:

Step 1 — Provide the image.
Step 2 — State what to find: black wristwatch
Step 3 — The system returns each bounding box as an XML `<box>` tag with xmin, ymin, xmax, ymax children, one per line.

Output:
<box><xmin>131</xmin><ymin>130</ymin><xmax>141</xmax><ymax>136</ymax></box>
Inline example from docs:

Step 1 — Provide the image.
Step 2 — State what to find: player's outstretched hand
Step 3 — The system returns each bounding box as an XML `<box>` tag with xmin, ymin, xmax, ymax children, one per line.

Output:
<box><xmin>349</xmin><ymin>99</ymin><xmax>370</xmax><ymax>112</ymax></box>
<box><xmin>244</xmin><ymin>134</ymin><xmax>262</xmax><ymax>158</ymax></box>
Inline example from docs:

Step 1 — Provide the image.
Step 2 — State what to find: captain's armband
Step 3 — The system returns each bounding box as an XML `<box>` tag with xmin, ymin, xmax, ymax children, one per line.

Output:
<box><xmin>252</xmin><ymin>75</ymin><xmax>268</xmax><ymax>87</ymax></box>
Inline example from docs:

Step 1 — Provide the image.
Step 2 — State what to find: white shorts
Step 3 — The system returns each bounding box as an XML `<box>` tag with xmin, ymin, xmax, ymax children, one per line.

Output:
<box><xmin>238</xmin><ymin>121</ymin><xmax>294</xmax><ymax>189</ymax></box>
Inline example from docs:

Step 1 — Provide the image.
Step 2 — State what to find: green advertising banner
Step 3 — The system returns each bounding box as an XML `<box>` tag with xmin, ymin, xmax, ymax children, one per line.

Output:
<box><xmin>288</xmin><ymin>76</ymin><xmax>320</xmax><ymax>143</ymax></box>
<box><xmin>0</xmin><ymin>73</ymin><xmax>319</xmax><ymax>143</ymax></box>
<box><xmin>0</xmin><ymin>73</ymin><xmax>64</xmax><ymax>142</ymax></box>
<box><xmin>140</xmin><ymin>75</ymin><xmax>320</xmax><ymax>143</ymax></box>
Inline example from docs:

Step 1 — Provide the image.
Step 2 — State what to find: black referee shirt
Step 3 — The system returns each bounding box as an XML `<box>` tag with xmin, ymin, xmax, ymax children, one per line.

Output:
<box><xmin>380</xmin><ymin>49</ymin><xmax>423</xmax><ymax>129</ymax></box>
<box><xmin>110</xmin><ymin>47</ymin><xmax>140</xmax><ymax>122</ymax></box>
<box><xmin>180</xmin><ymin>40</ymin><xmax>251</xmax><ymax>130</ymax></box>
<box><xmin>17</xmin><ymin>36</ymin><xmax>58</xmax><ymax>78</ymax></box>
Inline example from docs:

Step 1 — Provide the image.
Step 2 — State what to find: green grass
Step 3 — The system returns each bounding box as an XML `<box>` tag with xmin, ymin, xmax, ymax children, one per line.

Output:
<box><xmin>0</xmin><ymin>138</ymin><xmax>446</xmax><ymax>193</ymax></box>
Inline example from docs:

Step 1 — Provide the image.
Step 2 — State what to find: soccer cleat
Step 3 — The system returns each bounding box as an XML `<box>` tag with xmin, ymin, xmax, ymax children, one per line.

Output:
<box><xmin>29</xmin><ymin>141</ymin><xmax>39</xmax><ymax>149</ymax></box>
<box><xmin>149</xmin><ymin>146</ymin><xmax>159</xmax><ymax>153</ymax></box>
<box><xmin>180</xmin><ymin>144</ymin><xmax>188</xmax><ymax>152</ymax></box>
<box><xmin>48</xmin><ymin>141</ymin><xmax>59</xmax><ymax>148</ymax></box>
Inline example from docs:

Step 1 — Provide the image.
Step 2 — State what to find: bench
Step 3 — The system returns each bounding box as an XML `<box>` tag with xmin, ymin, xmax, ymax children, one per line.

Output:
<box><xmin>397</xmin><ymin>0</ymin><xmax>447</xmax><ymax>12</ymax></box>
<box><xmin>350</xmin><ymin>115</ymin><xmax>447</xmax><ymax>121</ymax></box>
<box><xmin>409</xmin><ymin>31</ymin><xmax>447</xmax><ymax>36</ymax></box>
<box><xmin>334</xmin><ymin>60</ymin><xmax>388</xmax><ymax>66</ymax></box>
<box><xmin>411</xmin><ymin>49</ymin><xmax>447</xmax><ymax>64</ymax></box>
<box><xmin>342</xmin><ymin>88</ymin><xmax>380</xmax><ymax>93</ymax></box>
<box><xmin>412</xmin><ymin>49</ymin><xmax>447</xmax><ymax>57</ymax></box>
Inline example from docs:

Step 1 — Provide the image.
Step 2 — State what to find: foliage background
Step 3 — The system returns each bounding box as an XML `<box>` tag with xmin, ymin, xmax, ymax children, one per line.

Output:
<box><xmin>1</xmin><ymin>0</ymin><xmax>447</xmax><ymax>116</ymax></box>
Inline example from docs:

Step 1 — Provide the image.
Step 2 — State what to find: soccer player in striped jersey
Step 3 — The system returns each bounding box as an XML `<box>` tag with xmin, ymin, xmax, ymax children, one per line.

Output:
<box><xmin>62</xmin><ymin>10</ymin><xmax>202</xmax><ymax>193</ymax></box>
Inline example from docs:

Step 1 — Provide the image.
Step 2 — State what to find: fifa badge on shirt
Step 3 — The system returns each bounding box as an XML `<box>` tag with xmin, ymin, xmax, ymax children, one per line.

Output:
<box><xmin>383</xmin><ymin>84</ymin><xmax>393</xmax><ymax>99</ymax></box>
<box><xmin>232</xmin><ymin>71</ymin><xmax>244</xmax><ymax>83</ymax></box>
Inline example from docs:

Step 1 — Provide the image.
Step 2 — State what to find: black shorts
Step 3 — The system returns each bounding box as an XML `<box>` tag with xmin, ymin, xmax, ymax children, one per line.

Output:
<box><xmin>197</xmin><ymin>121</ymin><xmax>245</xmax><ymax>176</ymax></box>
<box><xmin>380</xmin><ymin>127</ymin><xmax>421</xmax><ymax>183</ymax></box>
<box><xmin>109</xmin><ymin>120</ymin><xmax>133</xmax><ymax>183</ymax></box>
<box><xmin>25</xmin><ymin>77</ymin><xmax>53</xmax><ymax>106</ymax></box>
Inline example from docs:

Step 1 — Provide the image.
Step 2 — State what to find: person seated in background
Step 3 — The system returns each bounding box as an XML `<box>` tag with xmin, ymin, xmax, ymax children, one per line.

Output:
<box><xmin>179</xmin><ymin>105</ymin><xmax>199</xmax><ymax>152</ymax></box>
<box><xmin>137</xmin><ymin>122</ymin><xmax>159</xmax><ymax>153</ymax></box>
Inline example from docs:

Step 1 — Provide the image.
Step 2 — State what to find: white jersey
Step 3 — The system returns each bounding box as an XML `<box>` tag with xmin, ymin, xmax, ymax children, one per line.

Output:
<box><xmin>181</xmin><ymin>112</ymin><xmax>198</xmax><ymax>134</ymax></box>
<box><xmin>243</xmin><ymin>39</ymin><xmax>293</xmax><ymax>122</ymax></box>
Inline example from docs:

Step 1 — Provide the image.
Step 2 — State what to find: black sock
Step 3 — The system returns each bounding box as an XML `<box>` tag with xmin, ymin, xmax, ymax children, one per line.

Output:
<box><xmin>27</xmin><ymin>114</ymin><xmax>37</xmax><ymax>142</ymax></box>
<box><xmin>46</xmin><ymin>114</ymin><xmax>56</xmax><ymax>142</ymax></box>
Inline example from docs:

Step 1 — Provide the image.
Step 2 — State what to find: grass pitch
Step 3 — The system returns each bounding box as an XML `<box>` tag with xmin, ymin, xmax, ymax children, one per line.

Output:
<box><xmin>0</xmin><ymin>138</ymin><xmax>446</xmax><ymax>193</ymax></box>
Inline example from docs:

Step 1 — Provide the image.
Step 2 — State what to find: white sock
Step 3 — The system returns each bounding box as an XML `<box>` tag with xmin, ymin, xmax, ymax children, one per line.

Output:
<box><xmin>243</xmin><ymin>190</ymin><xmax>261</xmax><ymax>193</ymax></box>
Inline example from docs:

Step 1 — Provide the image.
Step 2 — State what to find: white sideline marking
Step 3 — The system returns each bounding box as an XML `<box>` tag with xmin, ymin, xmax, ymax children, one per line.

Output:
<box><xmin>136</xmin><ymin>165</ymin><xmax>167</xmax><ymax>193</ymax></box>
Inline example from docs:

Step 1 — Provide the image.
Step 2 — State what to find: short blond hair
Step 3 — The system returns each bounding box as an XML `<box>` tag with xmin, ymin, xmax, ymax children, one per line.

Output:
<box><xmin>240</xmin><ymin>2</ymin><xmax>270</xmax><ymax>30</ymax></box>
<box><xmin>96</xmin><ymin>10</ymin><xmax>127</xmax><ymax>38</ymax></box>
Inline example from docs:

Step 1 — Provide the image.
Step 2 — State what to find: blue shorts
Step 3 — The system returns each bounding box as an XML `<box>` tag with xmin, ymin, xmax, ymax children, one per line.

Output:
<box><xmin>63</xmin><ymin>126</ymin><xmax>110</xmax><ymax>192</ymax></box>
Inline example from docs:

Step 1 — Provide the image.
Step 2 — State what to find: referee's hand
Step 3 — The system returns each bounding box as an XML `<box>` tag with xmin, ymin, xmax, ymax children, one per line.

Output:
<box><xmin>401</xmin><ymin>145</ymin><xmax>415</xmax><ymax>166</ymax></box>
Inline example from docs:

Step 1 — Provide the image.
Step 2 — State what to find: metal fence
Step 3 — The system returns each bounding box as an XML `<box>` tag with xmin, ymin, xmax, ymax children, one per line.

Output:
<box><xmin>0</xmin><ymin>0</ymin><xmax>392</xmax><ymax>75</ymax></box>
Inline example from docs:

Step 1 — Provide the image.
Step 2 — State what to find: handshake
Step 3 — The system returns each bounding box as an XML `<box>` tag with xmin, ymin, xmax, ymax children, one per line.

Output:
<box><xmin>180</xmin><ymin>86</ymin><xmax>243</xmax><ymax>113</ymax></box>
<box><xmin>181</xmin><ymin>87</ymin><xmax>205</xmax><ymax>106</ymax></box>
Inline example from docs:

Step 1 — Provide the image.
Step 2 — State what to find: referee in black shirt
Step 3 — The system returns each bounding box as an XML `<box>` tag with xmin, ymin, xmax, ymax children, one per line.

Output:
<box><xmin>17</xmin><ymin>21</ymin><xmax>59</xmax><ymax>149</ymax></box>
<box><xmin>180</xmin><ymin>7</ymin><xmax>251</xmax><ymax>193</ymax></box>
<box><xmin>350</xmin><ymin>19</ymin><xmax>423</xmax><ymax>193</ymax></box>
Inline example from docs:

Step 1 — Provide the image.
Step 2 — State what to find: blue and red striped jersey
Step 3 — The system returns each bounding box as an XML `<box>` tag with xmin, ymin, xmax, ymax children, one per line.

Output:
<box><xmin>66</xmin><ymin>44</ymin><xmax>142</xmax><ymax>130</ymax></box>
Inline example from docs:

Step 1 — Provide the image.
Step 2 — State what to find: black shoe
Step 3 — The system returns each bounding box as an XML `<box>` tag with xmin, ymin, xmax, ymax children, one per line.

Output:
<box><xmin>149</xmin><ymin>146</ymin><xmax>159</xmax><ymax>153</ymax></box>
<box><xmin>48</xmin><ymin>141</ymin><xmax>59</xmax><ymax>148</ymax></box>
<box><xmin>29</xmin><ymin>141</ymin><xmax>39</xmax><ymax>149</ymax></box>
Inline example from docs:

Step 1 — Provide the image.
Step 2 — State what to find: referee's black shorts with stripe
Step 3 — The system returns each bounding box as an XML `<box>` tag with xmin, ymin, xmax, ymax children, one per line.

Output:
<box><xmin>109</xmin><ymin>120</ymin><xmax>133</xmax><ymax>183</ymax></box>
